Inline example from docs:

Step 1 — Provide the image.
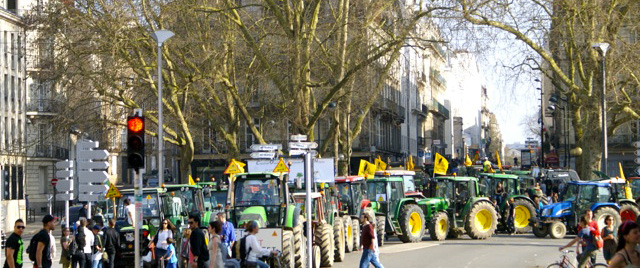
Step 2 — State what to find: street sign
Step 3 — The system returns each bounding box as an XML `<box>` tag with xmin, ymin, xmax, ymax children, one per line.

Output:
<box><xmin>77</xmin><ymin>161</ymin><xmax>109</xmax><ymax>170</ymax></box>
<box><xmin>55</xmin><ymin>160</ymin><xmax>74</xmax><ymax>169</ymax></box>
<box><xmin>250</xmin><ymin>152</ymin><xmax>277</xmax><ymax>159</ymax></box>
<box><xmin>636</xmin><ymin>167</ymin><xmax>640</xmax><ymax>175</ymax></box>
<box><xmin>105</xmin><ymin>184</ymin><xmax>122</xmax><ymax>198</ymax></box>
<box><xmin>633</xmin><ymin>141</ymin><xmax>640</xmax><ymax>148</ymax></box>
<box><xmin>78</xmin><ymin>194</ymin><xmax>101</xmax><ymax>202</ymax></box>
<box><xmin>250</xmin><ymin>144</ymin><xmax>282</xmax><ymax>152</ymax></box>
<box><xmin>635</xmin><ymin>150</ymin><xmax>640</xmax><ymax>156</ymax></box>
<box><xmin>77</xmin><ymin>150</ymin><xmax>109</xmax><ymax>160</ymax></box>
<box><xmin>79</xmin><ymin>184</ymin><xmax>108</xmax><ymax>193</ymax></box>
<box><xmin>224</xmin><ymin>160</ymin><xmax>244</xmax><ymax>175</ymax></box>
<box><xmin>289</xmin><ymin>150</ymin><xmax>317</xmax><ymax>156</ymax></box>
<box><xmin>51</xmin><ymin>178</ymin><xmax>58</xmax><ymax>186</ymax></box>
<box><xmin>273</xmin><ymin>158</ymin><xmax>290</xmax><ymax>173</ymax></box>
<box><xmin>290</xmin><ymin>134</ymin><xmax>307</xmax><ymax>142</ymax></box>
<box><xmin>55</xmin><ymin>170</ymin><xmax>74</xmax><ymax>179</ymax></box>
<box><xmin>56</xmin><ymin>180</ymin><xmax>73</xmax><ymax>192</ymax></box>
<box><xmin>77</xmin><ymin>171</ymin><xmax>109</xmax><ymax>183</ymax></box>
<box><xmin>289</xmin><ymin>142</ymin><xmax>318</xmax><ymax>150</ymax></box>
<box><xmin>635</xmin><ymin>158</ymin><xmax>640</xmax><ymax>165</ymax></box>
<box><xmin>56</xmin><ymin>193</ymin><xmax>74</xmax><ymax>201</ymax></box>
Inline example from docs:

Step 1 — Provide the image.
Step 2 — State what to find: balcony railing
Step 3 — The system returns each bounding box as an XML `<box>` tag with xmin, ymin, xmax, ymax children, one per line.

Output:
<box><xmin>31</xmin><ymin>144</ymin><xmax>69</xmax><ymax>159</ymax></box>
<box><xmin>428</xmin><ymin>99</ymin><xmax>450</xmax><ymax>119</ymax></box>
<box><xmin>27</xmin><ymin>99</ymin><xmax>59</xmax><ymax>114</ymax></box>
<box><xmin>430</xmin><ymin>69</ymin><xmax>446</xmax><ymax>86</ymax></box>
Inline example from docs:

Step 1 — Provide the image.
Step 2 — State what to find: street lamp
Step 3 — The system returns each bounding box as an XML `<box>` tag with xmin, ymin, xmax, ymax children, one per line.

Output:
<box><xmin>151</xmin><ymin>30</ymin><xmax>174</xmax><ymax>186</ymax></box>
<box><xmin>592</xmin><ymin>42</ymin><xmax>609</xmax><ymax>174</ymax></box>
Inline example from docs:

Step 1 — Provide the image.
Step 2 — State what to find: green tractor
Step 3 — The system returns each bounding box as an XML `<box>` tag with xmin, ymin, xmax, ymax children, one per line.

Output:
<box><xmin>422</xmin><ymin>176</ymin><xmax>499</xmax><ymax>240</ymax></box>
<box><xmin>198</xmin><ymin>181</ymin><xmax>229</xmax><ymax>216</ymax></box>
<box><xmin>335</xmin><ymin>176</ymin><xmax>368</xmax><ymax>252</ymax></box>
<box><xmin>503</xmin><ymin>170</ymin><xmax>545</xmax><ymax>204</ymax></box>
<box><xmin>367</xmin><ymin>170</ymin><xmax>426</xmax><ymax>245</ymax></box>
<box><xmin>477</xmin><ymin>173</ymin><xmax>538</xmax><ymax>233</ymax></box>
<box><xmin>292</xmin><ymin>192</ymin><xmax>338</xmax><ymax>268</ymax></box>
<box><xmin>229</xmin><ymin>172</ymin><xmax>302</xmax><ymax>268</ymax></box>
<box><xmin>163</xmin><ymin>184</ymin><xmax>207</xmax><ymax>229</ymax></box>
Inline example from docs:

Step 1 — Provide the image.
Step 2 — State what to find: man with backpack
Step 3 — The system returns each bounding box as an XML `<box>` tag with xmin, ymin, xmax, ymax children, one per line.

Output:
<box><xmin>188</xmin><ymin>214</ymin><xmax>209</xmax><ymax>268</ymax></box>
<box><xmin>30</xmin><ymin>215</ymin><xmax>56</xmax><ymax>268</ymax></box>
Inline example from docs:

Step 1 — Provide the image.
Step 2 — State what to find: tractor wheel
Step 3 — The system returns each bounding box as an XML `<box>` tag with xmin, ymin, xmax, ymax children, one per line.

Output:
<box><xmin>620</xmin><ymin>203</ymin><xmax>640</xmax><ymax>223</ymax></box>
<box><xmin>294</xmin><ymin>223</ymin><xmax>306</xmax><ymax>268</ymax></box>
<box><xmin>513</xmin><ymin>199</ymin><xmax>536</xmax><ymax>233</ymax></box>
<box><xmin>343</xmin><ymin>216</ymin><xmax>354</xmax><ymax>253</ymax></box>
<box><xmin>315</xmin><ymin>223</ymin><xmax>334</xmax><ymax>267</ymax></box>
<box><xmin>281</xmin><ymin>230</ymin><xmax>295</xmax><ymax>268</ymax></box>
<box><xmin>429</xmin><ymin>212</ymin><xmax>449</xmax><ymax>241</ymax></box>
<box><xmin>549</xmin><ymin>221</ymin><xmax>566</xmax><ymax>239</ymax></box>
<box><xmin>351</xmin><ymin>218</ymin><xmax>361</xmax><ymax>251</ymax></box>
<box><xmin>333</xmin><ymin>217</ymin><xmax>346</xmax><ymax>262</ymax></box>
<box><xmin>376</xmin><ymin>216</ymin><xmax>385</xmax><ymax>246</ymax></box>
<box><xmin>532</xmin><ymin>223</ymin><xmax>549</xmax><ymax>238</ymax></box>
<box><xmin>312</xmin><ymin>245</ymin><xmax>322</xmax><ymax>268</ymax></box>
<box><xmin>465</xmin><ymin>201</ymin><xmax>498</xmax><ymax>239</ymax></box>
<box><xmin>398</xmin><ymin>204</ymin><xmax>425</xmax><ymax>243</ymax></box>
<box><xmin>594</xmin><ymin>206</ymin><xmax>622</xmax><ymax>233</ymax></box>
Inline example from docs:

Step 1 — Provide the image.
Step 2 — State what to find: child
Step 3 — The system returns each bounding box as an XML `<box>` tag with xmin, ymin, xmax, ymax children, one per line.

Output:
<box><xmin>164</xmin><ymin>238</ymin><xmax>179</xmax><ymax>268</ymax></box>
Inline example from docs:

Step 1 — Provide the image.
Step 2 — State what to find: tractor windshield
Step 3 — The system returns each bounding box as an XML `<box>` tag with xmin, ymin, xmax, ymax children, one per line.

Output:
<box><xmin>167</xmin><ymin>189</ymin><xmax>199</xmax><ymax>213</ymax></box>
<box><xmin>402</xmin><ymin>176</ymin><xmax>417</xmax><ymax>193</ymax></box>
<box><xmin>367</xmin><ymin>181</ymin><xmax>388</xmax><ymax>202</ymax></box>
<box><xmin>561</xmin><ymin>184</ymin><xmax>579</xmax><ymax>202</ymax></box>
<box><xmin>234</xmin><ymin>178</ymin><xmax>282</xmax><ymax>206</ymax></box>
<box><xmin>205</xmin><ymin>191</ymin><xmax>228</xmax><ymax>208</ymax></box>
<box><xmin>336</xmin><ymin>183</ymin><xmax>353</xmax><ymax>206</ymax></box>
<box><xmin>435</xmin><ymin>179</ymin><xmax>453</xmax><ymax>200</ymax></box>
<box><xmin>117</xmin><ymin>193</ymin><xmax>162</xmax><ymax>228</ymax></box>
<box><xmin>519</xmin><ymin>176</ymin><xmax>535</xmax><ymax>192</ymax></box>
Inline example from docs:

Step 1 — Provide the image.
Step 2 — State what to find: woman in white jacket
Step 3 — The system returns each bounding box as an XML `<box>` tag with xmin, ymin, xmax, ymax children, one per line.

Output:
<box><xmin>244</xmin><ymin>221</ymin><xmax>276</xmax><ymax>268</ymax></box>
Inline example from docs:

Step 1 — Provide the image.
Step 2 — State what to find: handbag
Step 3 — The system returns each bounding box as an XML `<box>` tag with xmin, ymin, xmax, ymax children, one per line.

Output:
<box><xmin>102</xmin><ymin>251</ymin><xmax>108</xmax><ymax>261</ymax></box>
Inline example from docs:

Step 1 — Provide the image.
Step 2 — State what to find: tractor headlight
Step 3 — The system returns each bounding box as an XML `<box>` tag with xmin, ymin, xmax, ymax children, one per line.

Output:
<box><xmin>556</xmin><ymin>208</ymin><xmax>569</xmax><ymax>216</ymax></box>
<box><xmin>121</xmin><ymin>243</ymin><xmax>127</xmax><ymax>249</ymax></box>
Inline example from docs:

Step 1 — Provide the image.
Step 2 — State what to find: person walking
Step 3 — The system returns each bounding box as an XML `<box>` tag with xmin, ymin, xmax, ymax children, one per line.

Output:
<box><xmin>208</xmin><ymin>221</ymin><xmax>224</xmax><ymax>268</ymax></box>
<box><xmin>242</xmin><ymin>221</ymin><xmax>276</xmax><ymax>268</ymax></box>
<box><xmin>3</xmin><ymin>219</ymin><xmax>25</xmax><ymax>268</ymax></box>
<box><xmin>79</xmin><ymin>203</ymin><xmax>88</xmax><ymax>221</ymax></box>
<box><xmin>163</xmin><ymin>238</ymin><xmax>178</xmax><ymax>268</ymax></box>
<box><xmin>608</xmin><ymin>221</ymin><xmax>640</xmax><ymax>268</ymax></box>
<box><xmin>559</xmin><ymin>216</ymin><xmax>598</xmax><ymax>268</ymax></box>
<box><xmin>154</xmin><ymin>219</ymin><xmax>176</xmax><ymax>267</ymax></box>
<box><xmin>124</xmin><ymin>199</ymin><xmax>135</xmax><ymax>227</ymax></box>
<box><xmin>189</xmin><ymin>214</ymin><xmax>209</xmax><ymax>268</ymax></box>
<box><xmin>180</xmin><ymin>229</ymin><xmax>194</xmax><ymax>268</ymax></box>
<box><xmin>359</xmin><ymin>212</ymin><xmax>384</xmax><ymax>268</ymax></box>
<box><xmin>506</xmin><ymin>198</ymin><xmax>516</xmax><ymax>235</ymax></box>
<box><xmin>216</xmin><ymin>212</ymin><xmax>236</xmax><ymax>258</ymax></box>
<box><xmin>91</xmin><ymin>225</ymin><xmax>103</xmax><ymax>268</ymax></box>
<box><xmin>35</xmin><ymin>215</ymin><xmax>57</xmax><ymax>268</ymax></box>
<box><xmin>602</xmin><ymin>215</ymin><xmax>617</xmax><ymax>264</ymax></box>
<box><xmin>73</xmin><ymin>220</ymin><xmax>88</xmax><ymax>268</ymax></box>
<box><xmin>60</xmin><ymin>228</ymin><xmax>72</xmax><ymax>268</ymax></box>
<box><xmin>102</xmin><ymin>220</ymin><xmax>119</xmax><ymax>268</ymax></box>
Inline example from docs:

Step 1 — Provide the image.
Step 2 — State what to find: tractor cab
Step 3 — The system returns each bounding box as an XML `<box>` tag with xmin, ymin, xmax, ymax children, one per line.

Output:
<box><xmin>162</xmin><ymin>184</ymin><xmax>206</xmax><ymax>230</ymax></box>
<box><xmin>477</xmin><ymin>173</ymin><xmax>537</xmax><ymax>233</ymax></box>
<box><xmin>230</xmin><ymin>172</ymin><xmax>297</xmax><ymax>228</ymax></box>
<box><xmin>199</xmin><ymin>182</ymin><xmax>229</xmax><ymax>215</ymax></box>
<box><xmin>335</xmin><ymin>176</ymin><xmax>367</xmax><ymax>216</ymax></box>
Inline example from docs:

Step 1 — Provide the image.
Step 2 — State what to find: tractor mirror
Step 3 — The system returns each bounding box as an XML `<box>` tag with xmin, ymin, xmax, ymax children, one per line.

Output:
<box><xmin>296</xmin><ymin>177</ymin><xmax>303</xmax><ymax>189</ymax></box>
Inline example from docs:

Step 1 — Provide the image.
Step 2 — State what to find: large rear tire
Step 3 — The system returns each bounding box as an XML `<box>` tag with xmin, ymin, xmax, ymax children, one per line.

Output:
<box><xmin>294</xmin><ymin>216</ymin><xmax>306</xmax><ymax>267</ymax></box>
<box><xmin>549</xmin><ymin>221</ymin><xmax>566</xmax><ymax>239</ymax></box>
<box><xmin>532</xmin><ymin>223</ymin><xmax>549</xmax><ymax>238</ymax></box>
<box><xmin>312</xmin><ymin>245</ymin><xmax>321</xmax><ymax>268</ymax></box>
<box><xmin>620</xmin><ymin>203</ymin><xmax>639</xmax><ymax>223</ymax></box>
<box><xmin>398</xmin><ymin>204</ymin><xmax>425</xmax><ymax>243</ymax></box>
<box><xmin>280</xmin><ymin>230</ymin><xmax>295</xmax><ymax>268</ymax></box>
<box><xmin>333</xmin><ymin>217</ymin><xmax>345</xmax><ymax>262</ymax></box>
<box><xmin>594</xmin><ymin>206</ymin><xmax>622</xmax><ymax>233</ymax></box>
<box><xmin>465</xmin><ymin>201</ymin><xmax>498</xmax><ymax>239</ymax></box>
<box><xmin>315</xmin><ymin>224</ymin><xmax>334</xmax><ymax>267</ymax></box>
<box><xmin>375</xmin><ymin>216</ymin><xmax>385</xmax><ymax>246</ymax></box>
<box><xmin>351</xmin><ymin>218</ymin><xmax>361</xmax><ymax>251</ymax></box>
<box><xmin>429</xmin><ymin>212</ymin><xmax>449</xmax><ymax>241</ymax></box>
<box><xmin>343</xmin><ymin>216</ymin><xmax>354</xmax><ymax>253</ymax></box>
<box><xmin>513</xmin><ymin>199</ymin><xmax>536</xmax><ymax>233</ymax></box>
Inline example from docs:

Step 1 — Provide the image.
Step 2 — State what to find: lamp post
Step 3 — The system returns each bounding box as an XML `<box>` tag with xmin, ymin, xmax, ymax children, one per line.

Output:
<box><xmin>592</xmin><ymin>42</ymin><xmax>610</xmax><ymax>174</ymax></box>
<box><xmin>535</xmin><ymin>79</ymin><xmax>544</xmax><ymax>168</ymax></box>
<box><xmin>151</xmin><ymin>30</ymin><xmax>174</xmax><ymax>186</ymax></box>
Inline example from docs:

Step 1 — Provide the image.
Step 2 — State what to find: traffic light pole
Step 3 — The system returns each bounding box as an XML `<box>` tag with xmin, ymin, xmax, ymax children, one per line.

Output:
<box><xmin>134</xmin><ymin>169</ymin><xmax>142</xmax><ymax>268</ymax></box>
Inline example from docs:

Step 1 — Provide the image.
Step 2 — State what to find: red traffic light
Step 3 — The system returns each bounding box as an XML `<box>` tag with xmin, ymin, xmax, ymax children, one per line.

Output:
<box><xmin>128</xmin><ymin>117</ymin><xmax>144</xmax><ymax>133</ymax></box>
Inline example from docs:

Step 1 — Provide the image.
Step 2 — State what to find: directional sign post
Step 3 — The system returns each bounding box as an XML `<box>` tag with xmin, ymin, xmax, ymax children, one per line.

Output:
<box><xmin>77</xmin><ymin>140</ymin><xmax>109</xmax><ymax>217</ymax></box>
<box><xmin>55</xmin><ymin>159</ymin><xmax>74</xmax><ymax>228</ymax></box>
<box><xmin>635</xmin><ymin>142</ymin><xmax>640</xmax><ymax>172</ymax></box>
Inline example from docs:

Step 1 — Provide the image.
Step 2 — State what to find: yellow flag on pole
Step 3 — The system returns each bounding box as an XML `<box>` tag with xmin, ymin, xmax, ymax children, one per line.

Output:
<box><xmin>358</xmin><ymin>160</ymin><xmax>368</xmax><ymax>177</ymax></box>
<box><xmin>188</xmin><ymin>175</ymin><xmax>196</xmax><ymax>185</ymax></box>
<box><xmin>433</xmin><ymin>153</ymin><xmax>449</xmax><ymax>176</ymax></box>
<box><xmin>620</xmin><ymin>163</ymin><xmax>633</xmax><ymax>199</ymax></box>
<box><xmin>495</xmin><ymin>151</ymin><xmax>503</xmax><ymax>172</ymax></box>
<box><xmin>366</xmin><ymin>162</ymin><xmax>377</xmax><ymax>179</ymax></box>
<box><xmin>465</xmin><ymin>154</ymin><xmax>472</xmax><ymax>167</ymax></box>
<box><xmin>407</xmin><ymin>155</ymin><xmax>415</xmax><ymax>170</ymax></box>
<box><xmin>374</xmin><ymin>158</ymin><xmax>387</xmax><ymax>171</ymax></box>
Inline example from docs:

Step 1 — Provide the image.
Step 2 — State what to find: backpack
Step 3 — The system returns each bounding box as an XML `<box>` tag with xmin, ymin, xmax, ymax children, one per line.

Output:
<box><xmin>68</xmin><ymin>238</ymin><xmax>78</xmax><ymax>259</ymax></box>
<box><xmin>237</xmin><ymin>236</ymin><xmax>255</xmax><ymax>268</ymax></box>
<box><xmin>27</xmin><ymin>230</ymin><xmax>46</xmax><ymax>262</ymax></box>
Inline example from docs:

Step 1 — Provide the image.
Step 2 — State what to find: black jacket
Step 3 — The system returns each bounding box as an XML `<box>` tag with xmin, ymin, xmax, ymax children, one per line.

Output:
<box><xmin>189</xmin><ymin>227</ymin><xmax>209</xmax><ymax>262</ymax></box>
<box><xmin>103</xmin><ymin>228</ymin><xmax>119</xmax><ymax>253</ymax></box>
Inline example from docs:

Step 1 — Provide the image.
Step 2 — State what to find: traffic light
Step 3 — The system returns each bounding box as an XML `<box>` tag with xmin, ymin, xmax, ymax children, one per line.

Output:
<box><xmin>127</xmin><ymin>115</ymin><xmax>145</xmax><ymax>171</ymax></box>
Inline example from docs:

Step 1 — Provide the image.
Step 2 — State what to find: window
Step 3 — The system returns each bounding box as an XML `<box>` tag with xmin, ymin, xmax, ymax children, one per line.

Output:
<box><xmin>10</xmin><ymin>33</ymin><xmax>14</xmax><ymax>70</ymax></box>
<box><xmin>10</xmin><ymin>166</ymin><xmax>17</xmax><ymax>199</ymax></box>
<box><xmin>39</xmin><ymin>166</ymin><xmax>48</xmax><ymax>194</ymax></box>
<box><xmin>2</xmin><ymin>166</ymin><xmax>9</xmax><ymax>199</ymax></box>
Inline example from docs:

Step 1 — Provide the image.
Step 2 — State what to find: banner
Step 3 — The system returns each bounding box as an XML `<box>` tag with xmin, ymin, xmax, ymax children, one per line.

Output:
<box><xmin>433</xmin><ymin>153</ymin><xmax>449</xmax><ymax>176</ymax></box>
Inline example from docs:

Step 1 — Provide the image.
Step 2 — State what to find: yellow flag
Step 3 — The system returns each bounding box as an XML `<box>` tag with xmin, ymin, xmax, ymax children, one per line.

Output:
<box><xmin>620</xmin><ymin>163</ymin><xmax>633</xmax><ymax>199</ymax></box>
<box><xmin>188</xmin><ymin>175</ymin><xmax>196</xmax><ymax>185</ymax></box>
<box><xmin>408</xmin><ymin>155</ymin><xmax>415</xmax><ymax>170</ymax></box>
<box><xmin>375</xmin><ymin>158</ymin><xmax>387</xmax><ymax>171</ymax></box>
<box><xmin>495</xmin><ymin>151</ymin><xmax>502</xmax><ymax>171</ymax></box>
<box><xmin>465</xmin><ymin>154</ymin><xmax>472</xmax><ymax>167</ymax></box>
<box><xmin>366</xmin><ymin>162</ymin><xmax>377</xmax><ymax>179</ymax></box>
<box><xmin>358</xmin><ymin>160</ymin><xmax>368</xmax><ymax>177</ymax></box>
<box><xmin>433</xmin><ymin>153</ymin><xmax>449</xmax><ymax>176</ymax></box>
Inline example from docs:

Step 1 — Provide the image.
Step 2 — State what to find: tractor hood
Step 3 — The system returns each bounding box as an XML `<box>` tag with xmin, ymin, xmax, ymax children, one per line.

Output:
<box><xmin>236</xmin><ymin>206</ymin><xmax>268</xmax><ymax>227</ymax></box>
<box><xmin>540</xmin><ymin>201</ymin><xmax>572</xmax><ymax>218</ymax></box>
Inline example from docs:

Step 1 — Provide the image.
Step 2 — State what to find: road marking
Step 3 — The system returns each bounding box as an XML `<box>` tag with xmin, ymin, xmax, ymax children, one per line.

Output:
<box><xmin>380</xmin><ymin>243</ymin><xmax>440</xmax><ymax>254</ymax></box>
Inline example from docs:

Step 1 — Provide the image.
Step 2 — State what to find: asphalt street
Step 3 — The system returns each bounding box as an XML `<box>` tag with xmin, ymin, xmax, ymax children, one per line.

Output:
<box><xmin>333</xmin><ymin>234</ymin><xmax>608</xmax><ymax>268</ymax></box>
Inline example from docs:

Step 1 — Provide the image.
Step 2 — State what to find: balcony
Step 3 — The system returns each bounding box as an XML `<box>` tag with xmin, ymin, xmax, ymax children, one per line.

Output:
<box><xmin>30</xmin><ymin>144</ymin><xmax>69</xmax><ymax>159</ymax></box>
<box><xmin>430</xmin><ymin>69</ymin><xmax>446</xmax><ymax>86</ymax></box>
<box><xmin>26</xmin><ymin>99</ymin><xmax>59</xmax><ymax>116</ymax></box>
<box><xmin>412</xmin><ymin>104</ymin><xmax>428</xmax><ymax>118</ymax></box>
<box><xmin>428</xmin><ymin>99</ymin><xmax>450</xmax><ymax>119</ymax></box>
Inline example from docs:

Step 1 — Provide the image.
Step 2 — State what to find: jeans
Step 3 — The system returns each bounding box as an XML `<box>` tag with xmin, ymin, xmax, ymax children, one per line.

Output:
<box><xmin>91</xmin><ymin>258</ymin><xmax>102</xmax><ymax>268</ymax></box>
<box><xmin>72</xmin><ymin>252</ymin><xmax>86</xmax><ymax>268</ymax></box>
<box><xmin>84</xmin><ymin>253</ymin><xmax>93</xmax><ymax>268</ymax></box>
<box><xmin>255</xmin><ymin>260</ymin><xmax>269</xmax><ymax>268</ymax></box>
<box><xmin>166</xmin><ymin>263</ymin><xmax>177</xmax><ymax>268</ymax></box>
<box><xmin>105</xmin><ymin>251</ymin><xmax>116</xmax><ymax>268</ymax></box>
<box><xmin>359</xmin><ymin>249</ymin><xmax>384</xmax><ymax>268</ymax></box>
<box><xmin>577</xmin><ymin>249</ymin><xmax>597</xmax><ymax>268</ymax></box>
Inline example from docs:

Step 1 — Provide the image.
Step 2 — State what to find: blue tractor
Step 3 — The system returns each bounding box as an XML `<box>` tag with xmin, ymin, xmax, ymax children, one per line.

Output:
<box><xmin>530</xmin><ymin>181</ymin><xmax>622</xmax><ymax>239</ymax></box>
